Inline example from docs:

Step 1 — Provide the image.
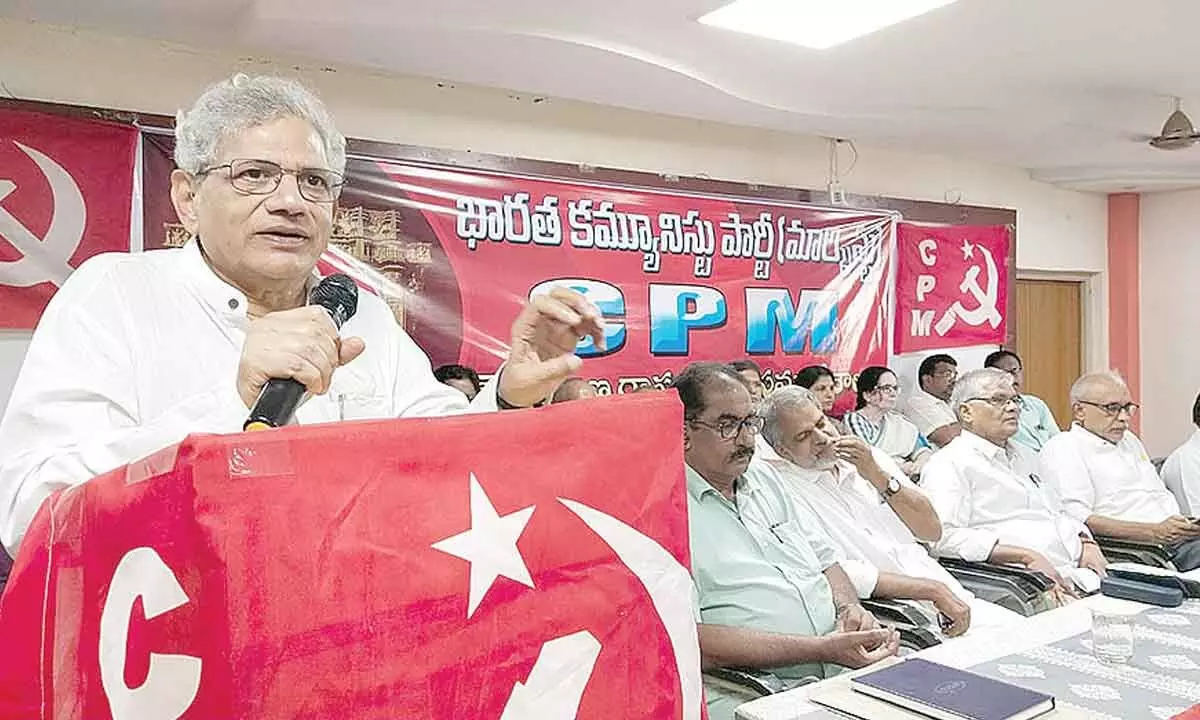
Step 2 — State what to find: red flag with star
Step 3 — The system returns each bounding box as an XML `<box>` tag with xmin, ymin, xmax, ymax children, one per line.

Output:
<box><xmin>894</xmin><ymin>222</ymin><xmax>1010</xmax><ymax>354</ymax></box>
<box><xmin>0</xmin><ymin>394</ymin><xmax>701</xmax><ymax>719</ymax></box>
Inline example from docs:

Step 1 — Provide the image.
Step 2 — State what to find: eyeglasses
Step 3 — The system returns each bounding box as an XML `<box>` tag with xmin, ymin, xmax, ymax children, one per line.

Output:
<box><xmin>1078</xmin><ymin>400</ymin><xmax>1139</xmax><ymax>417</ymax></box>
<box><xmin>873</xmin><ymin>385</ymin><xmax>900</xmax><ymax>394</ymax></box>
<box><xmin>966</xmin><ymin>395</ymin><xmax>1019</xmax><ymax>409</ymax></box>
<box><xmin>689</xmin><ymin>414</ymin><xmax>764</xmax><ymax>440</ymax></box>
<box><xmin>198</xmin><ymin>159</ymin><xmax>344</xmax><ymax>203</ymax></box>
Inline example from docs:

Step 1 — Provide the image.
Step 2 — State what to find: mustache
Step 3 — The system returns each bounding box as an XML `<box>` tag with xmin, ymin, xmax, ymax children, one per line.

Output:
<box><xmin>730</xmin><ymin>446</ymin><xmax>755</xmax><ymax>461</ymax></box>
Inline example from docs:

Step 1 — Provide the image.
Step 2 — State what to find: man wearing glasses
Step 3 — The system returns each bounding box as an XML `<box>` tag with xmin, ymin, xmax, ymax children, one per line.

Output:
<box><xmin>676</xmin><ymin>363</ymin><xmax>898</xmax><ymax>720</ymax></box>
<box><xmin>0</xmin><ymin>75</ymin><xmax>604</xmax><ymax>554</ymax></box>
<box><xmin>753</xmin><ymin>386</ymin><xmax>1025</xmax><ymax>634</ymax></box>
<box><xmin>920</xmin><ymin>369</ymin><xmax>1108</xmax><ymax>600</ymax></box>
<box><xmin>983</xmin><ymin>349</ymin><xmax>1060</xmax><ymax>452</ymax></box>
<box><xmin>1039</xmin><ymin>371</ymin><xmax>1200</xmax><ymax>571</ymax></box>
<box><xmin>902</xmin><ymin>353</ymin><xmax>962</xmax><ymax>449</ymax></box>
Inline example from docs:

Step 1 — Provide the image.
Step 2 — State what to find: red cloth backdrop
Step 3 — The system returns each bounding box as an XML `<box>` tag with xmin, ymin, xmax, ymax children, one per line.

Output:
<box><xmin>894</xmin><ymin>222</ymin><xmax>1011</xmax><ymax>354</ymax></box>
<box><xmin>0</xmin><ymin>394</ymin><xmax>702</xmax><ymax>719</ymax></box>
<box><xmin>0</xmin><ymin>109</ymin><xmax>137</xmax><ymax>328</ymax></box>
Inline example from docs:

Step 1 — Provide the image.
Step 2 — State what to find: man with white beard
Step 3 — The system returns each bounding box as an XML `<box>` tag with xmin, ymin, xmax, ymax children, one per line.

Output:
<box><xmin>752</xmin><ymin>386</ymin><xmax>1022</xmax><ymax>633</ymax></box>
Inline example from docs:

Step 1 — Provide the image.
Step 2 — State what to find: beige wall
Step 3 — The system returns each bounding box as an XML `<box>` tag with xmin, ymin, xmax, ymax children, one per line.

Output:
<box><xmin>1140</xmin><ymin>190</ymin><xmax>1200</xmax><ymax>456</ymax></box>
<box><xmin>0</xmin><ymin>18</ymin><xmax>1110</xmax><ymax>408</ymax></box>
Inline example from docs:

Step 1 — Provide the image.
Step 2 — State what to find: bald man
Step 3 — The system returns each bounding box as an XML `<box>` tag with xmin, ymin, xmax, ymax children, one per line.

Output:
<box><xmin>551</xmin><ymin>377</ymin><xmax>598</xmax><ymax>404</ymax></box>
<box><xmin>1039</xmin><ymin>371</ymin><xmax>1200</xmax><ymax>571</ymax></box>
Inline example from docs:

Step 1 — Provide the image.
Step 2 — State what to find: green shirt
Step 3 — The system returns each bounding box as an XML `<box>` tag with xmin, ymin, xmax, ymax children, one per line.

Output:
<box><xmin>686</xmin><ymin>463</ymin><xmax>840</xmax><ymax>682</ymax></box>
<box><xmin>1013</xmin><ymin>394</ymin><xmax>1060</xmax><ymax>452</ymax></box>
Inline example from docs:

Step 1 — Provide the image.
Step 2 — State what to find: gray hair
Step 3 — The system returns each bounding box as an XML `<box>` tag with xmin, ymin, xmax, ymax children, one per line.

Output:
<box><xmin>761</xmin><ymin>386</ymin><xmax>821</xmax><ymax>449</ymax></box>
<box><xmin>950</xmin><ymin>368</ymin><xmax>1011</xmax><ymax>420</ymax></box>
<box><xmin>672</xmin><ymin>362</ymin><xmax>747</xmax><ymax>420</ymax></box>
<box><xmin>174</xmin><ymin>74</ymin><xmax>347</xmax><ymax>176</ymax></box>
<box><xmin>1069</xmin><ymin>370</ymin><xmax>1127</xmax><ymax>404</ymax></box>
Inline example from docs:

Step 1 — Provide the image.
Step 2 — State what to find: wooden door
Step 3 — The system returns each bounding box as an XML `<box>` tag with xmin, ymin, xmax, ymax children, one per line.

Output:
<box><xmin>1015</xmin><ymin>279</ymin><xmax>1083</xmax><ymax>430</ymax></box>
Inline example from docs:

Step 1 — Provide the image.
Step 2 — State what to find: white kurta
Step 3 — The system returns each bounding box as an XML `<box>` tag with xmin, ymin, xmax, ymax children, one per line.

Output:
<box><xmin>754</xmin><ymin>442</ymin><xmax>1021</xmax><ymax>631</ymax></box>
<box><xmin>902</xmin><ymin>389</ymin><xmax>957</xmax><ymax>444</ymax></box>
<box><xmin>1162</xmin><ymin>429</ymin><xmax>1200</xmax><ymax>515</ymax></box>
<box><xmin>1039</xmin><ymin>424</ymin><xmax>1179</xmax><ymax>524</ymax></box>
<box><xmin>0</xmin><ymin>242</ymin><xmax>499</xmax><ymax>551</ymax></box>
<box><xmin>920</xmin><ymin>431</ymin><xmax>1099</xmax><ymax>592</ymax></box>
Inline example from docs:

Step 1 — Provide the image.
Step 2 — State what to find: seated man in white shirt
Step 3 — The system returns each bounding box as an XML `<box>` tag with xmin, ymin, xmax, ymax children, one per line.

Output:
<box><xmin>902</xmin><ymin>354</ymin><xmax>962</xmax><ymax>448</ymax></box>
<box><xmin>1039</xmin><ymin>371</ymin><xmax>1200</xmax><ymax>571</ymax></box>
<box><xmin>755</xmin><ymin>386</ymin><xmax>1022</xmax><ymax>631</ymax></box>
<box><xmin>0</xmin><ymin>75</ymin><xmax>604</xmax><ymax>555</ymax></box>
<box><xmin>677</xmin><ymin>363</ymin><xmax>899</xmax><ymax>720</ymax></box>
<box><xmin>920</xmin><ymin>369</ymin><xmax>1108</xmax><ymax>599</ymax></box>
<box><xmin>1162</xmin><ymin>391</ymin><xmax>1200</xmax><ymax>515</ymax></box>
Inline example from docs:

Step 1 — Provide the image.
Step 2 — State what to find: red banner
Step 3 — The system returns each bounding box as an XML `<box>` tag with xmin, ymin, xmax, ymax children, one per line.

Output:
<box><xmin>139</xmin><ymin>149</ymin><xmax>894</xmax><ymax>396</ymax></box>
<box><xmin>379</xmin><ymin>163</ymin><xmax>895</xmax><ymax>394</ymax></box>
<box><xmin>893</xmin><ymin>222</ymin><xmax>1010</xmax><ymax>354</ymax></box>
<box><xmin>0</xmin><ymin>395</ymin><xmax>701</xmax><ymax>719</ymax></box>
<box><xmin>0</xmin><ymin>109</ymin><xmax>137</xmax><ymax>328</ymax></box>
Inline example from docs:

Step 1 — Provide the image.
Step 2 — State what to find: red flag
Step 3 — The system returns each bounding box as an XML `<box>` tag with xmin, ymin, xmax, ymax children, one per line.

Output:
<box><xmin>893</xmin><ymin>223</ymin><xmax>1010</xmax><ymax>354</ymax></box>
<box><xmin>0</xmin><ymin>109</ymin><xmax>137</xmax><ymax>328</ymax></box>
<box><xmin>0</xmin><ymin>394</ymin><xmax>701</xmax><ymax>719</ymax></box>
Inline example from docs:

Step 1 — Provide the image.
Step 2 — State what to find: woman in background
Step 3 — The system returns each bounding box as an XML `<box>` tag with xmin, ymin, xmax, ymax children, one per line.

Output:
<box><xmin>843</xmin><ymin>366</ymin><xmax>933</xmax><ymax>477</ymax></box>
<box><xmin>795</xmin><ymin>365</ymin><xmax>847</xmax><ymax>433</ymax></box>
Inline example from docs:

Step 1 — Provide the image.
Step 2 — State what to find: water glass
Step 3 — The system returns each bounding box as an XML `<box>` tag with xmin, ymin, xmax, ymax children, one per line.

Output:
<box><xmin>1091</xmin><ymin>610</ymin><xmax>1134</xmax><ymax>664</ymax></box>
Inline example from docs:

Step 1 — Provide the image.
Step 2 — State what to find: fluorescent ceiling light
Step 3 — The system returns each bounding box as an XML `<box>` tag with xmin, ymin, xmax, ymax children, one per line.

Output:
<box><xmin>698</xmin><ymin>0</ymin><xmax>960</xmax><ymax>50</ymax></box>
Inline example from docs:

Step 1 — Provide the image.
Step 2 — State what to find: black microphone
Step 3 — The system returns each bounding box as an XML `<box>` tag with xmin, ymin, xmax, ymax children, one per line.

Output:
<box><xmin>243</xmin><ymin>274</ymin><xmax>359</xmax><ymax>431</ymax></box>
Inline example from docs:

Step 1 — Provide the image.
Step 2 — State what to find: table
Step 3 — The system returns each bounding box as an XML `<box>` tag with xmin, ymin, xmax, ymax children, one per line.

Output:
<box><xmin>736</xmin><ymin>568</ymin><xmax>1200</xmax><ymax>720</ymax></box>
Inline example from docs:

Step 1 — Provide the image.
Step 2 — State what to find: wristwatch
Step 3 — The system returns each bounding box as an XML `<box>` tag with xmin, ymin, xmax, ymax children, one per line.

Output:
<box><xmin>882</xmin><ymin>475</ymin><xmax>902</xmax><ymax>499</ymax></box>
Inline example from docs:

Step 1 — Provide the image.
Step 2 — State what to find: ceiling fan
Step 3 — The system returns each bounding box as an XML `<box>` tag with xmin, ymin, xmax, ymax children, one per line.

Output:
<box><xmin>1145</xmin><ymin>98</ymin><xmax>1200</xmax><ymax>150</ymax></box>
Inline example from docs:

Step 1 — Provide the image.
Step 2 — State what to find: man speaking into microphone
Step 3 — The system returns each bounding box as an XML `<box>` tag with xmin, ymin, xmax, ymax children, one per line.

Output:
<box><xmin>0</xmin><ymin>74</ymin><xmax>604</xmax><ymax>554</ymax></box>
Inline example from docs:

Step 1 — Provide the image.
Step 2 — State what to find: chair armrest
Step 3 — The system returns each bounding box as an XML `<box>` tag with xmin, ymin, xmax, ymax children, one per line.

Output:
<box><xmin>940</xmin><ymin>564</ymin><xmax>1033</xmax><ymax>599</ymax></box>
<box><xmin>938</xmin><ymin>557</ymin><xmax>1055</xmax><ymax>592</ymax></box>
<box><xmin>1100</xmin><ymin>545</ymin><xmax>1173</xmax><ymax>569</ymax></box>
<box><xmin>893</xmin><ymin>623</ymin><xmax>941</xmax><ymax>651</ymax></box>
<box><xmin>1093</xmin><ymin>535</ymin><xmax>1176</xmax><ymax>570</ymax></box>
<box><xmin>860</xmin><ymin>598</ymin><xmax>931</xmax><ymax>628</ymax></box>
<box><xmin>703</xmin><ymin>667</ymin><xmax>788</xmax><ymax>698</ymax></box>
<box><xmin>937</xmin><ymin>565</ymin><xmax>1041</xmax><ymax>616</ymax></box>
<box><xmin>859</xmin><ymin>598</ymin><xmax>943</xmax><ymax>651</ymax></box>
<box><xmin>869</xmin><ymin>619</ymin><xmax>941</xmax><ymax>651</ymax></box>
<box><xmin>702</xmin><ymin>668</ymin><xmax>820</xmax><ymax>699</ymax></box>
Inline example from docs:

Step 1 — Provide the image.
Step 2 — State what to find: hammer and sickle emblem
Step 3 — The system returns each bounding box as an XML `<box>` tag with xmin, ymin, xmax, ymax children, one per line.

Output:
<box><xmin>934</xmin><ymin>244</ymin><xmax>1001</xmax><ymax>335</ymax></box>
<box><xmin>0</xmin><ymin>141</ymin><xmax>87</xmax><ymax>288</ymax></box>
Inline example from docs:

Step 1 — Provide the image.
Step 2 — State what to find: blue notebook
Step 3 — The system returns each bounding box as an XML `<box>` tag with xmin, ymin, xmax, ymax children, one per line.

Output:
<box><xmin>850</xmin><ymin>658</ymin><xmax>1055</xmax><ymax>720</ymax></box>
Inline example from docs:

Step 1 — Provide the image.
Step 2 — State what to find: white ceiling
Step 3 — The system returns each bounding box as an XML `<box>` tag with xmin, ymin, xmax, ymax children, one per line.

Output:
<box><xmin>7</xmin><ymin>0</ymin><xmax>1200</xmax><ymax>192</ymax></box>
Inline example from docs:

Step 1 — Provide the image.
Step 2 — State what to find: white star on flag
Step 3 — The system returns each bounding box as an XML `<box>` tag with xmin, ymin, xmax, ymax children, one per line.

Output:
<box><xmin>960</xmin><ymin>239</ymin><xmax>975</xmax><ymax>260</ymax></box>
<box><xmin>432</xmin><ymin>473</ymin><xmax>536</xmax><ymax>619</ymax></box>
